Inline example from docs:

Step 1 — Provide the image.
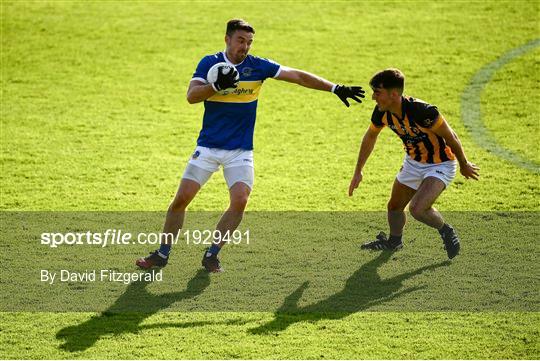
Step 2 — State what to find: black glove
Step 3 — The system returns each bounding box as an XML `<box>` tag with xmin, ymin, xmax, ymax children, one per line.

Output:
<box><xmin>212</xmin><ymin>66</ymin><xmax>239</xmax><ymax>91</ymax></box>
<box><xmin>333</xmin><ymin>85</ymin><xmax>365</xmax><ymax>107</ymax></box>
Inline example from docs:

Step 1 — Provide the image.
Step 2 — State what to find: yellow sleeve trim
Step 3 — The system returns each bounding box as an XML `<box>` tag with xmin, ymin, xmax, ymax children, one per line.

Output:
<box><xmin>430</xmin><ymin>115</ymin><xmax>444</xmax><ymax>130</ymax></box>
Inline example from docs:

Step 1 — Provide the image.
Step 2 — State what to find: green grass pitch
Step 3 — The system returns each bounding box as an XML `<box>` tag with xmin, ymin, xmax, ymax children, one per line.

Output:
<box><xmin>1</xmin><ymin>1</ymin><xmax>539</xmax><ymax>359</ymax></box>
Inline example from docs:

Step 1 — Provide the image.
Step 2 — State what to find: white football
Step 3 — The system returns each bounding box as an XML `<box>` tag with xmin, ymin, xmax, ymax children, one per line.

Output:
<box><xmin>207</xmin><ymin>62</ymin><xmax>239</xmax><ymax>95</ymax></box>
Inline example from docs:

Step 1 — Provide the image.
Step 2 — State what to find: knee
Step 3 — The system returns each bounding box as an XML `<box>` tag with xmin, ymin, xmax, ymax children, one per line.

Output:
<box><xmin>169</xmin><ymin>193</ymin><xmax>190</xmax><ymax>213</ymax></box>
<box><xmin>387</xmin><ymin>200</ymin><xmax>406</xmax><ymax>212</ymax></box>
<box><xmin>230</xmin><ymin>193</ymin><xmax>249</xmax><ymax>212</ymax></box>
<box><xmin>408</xmin><ymin>202</ymin><xmax>425</xmax><ymax>220</ymax></box>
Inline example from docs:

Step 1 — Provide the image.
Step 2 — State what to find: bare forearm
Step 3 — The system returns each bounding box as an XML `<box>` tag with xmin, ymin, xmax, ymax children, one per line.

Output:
<box><xmin>187</xmin><ymin>83</ymin><xmax>216</xmax><ymax>104</ymax></box>
<box><xmin>446</xmin><ymin>131</ymin><xmax>468</xmax><ymax>166</ymax></box>
<box><xmin>286</xmin><ymin>69</ymin><xmax>334</xmax><ymax>91</ymax></box>
<box><xmin>355</xmin><ymin>132</ymin><xmax>378</xmax><ymax>173</ymax></box>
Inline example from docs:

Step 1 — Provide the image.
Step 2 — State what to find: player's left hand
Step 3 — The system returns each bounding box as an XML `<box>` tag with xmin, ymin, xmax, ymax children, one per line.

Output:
<box><xmin>460</xmin><ymin>161</ymin><xmax>480</xmax><ymax>180</ymax></box>
<box><xmin>333</xmin><ymin>85</ymin><xmax>365</xmax><ymax>107</ymax></box>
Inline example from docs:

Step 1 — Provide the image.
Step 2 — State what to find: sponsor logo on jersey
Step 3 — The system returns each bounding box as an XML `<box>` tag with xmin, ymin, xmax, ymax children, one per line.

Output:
<box><xmin>232</xmin><ymin>88</ymin><xmax>255</xmax><ymax>95</ymax></box>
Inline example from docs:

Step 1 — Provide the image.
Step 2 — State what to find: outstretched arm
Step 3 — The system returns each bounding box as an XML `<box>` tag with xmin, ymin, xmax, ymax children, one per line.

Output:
<box><xmin>276</xmin><ymin>66</ymin><xmax>365</xmax><ymax>107</ymax></box>
<box><xmin>432</xmin><ymin>117</ymin><xmax>480</xmax><ymax>180</ymax></box>
<box><xmin>349</xmin><ymin>125</ymin><xmax>382</xmax><ymax>196</ymax></box>
<box><xmin>276</xmin><ymin>66</ymin><xmax>334</xmax><ymax>91</ymax></box>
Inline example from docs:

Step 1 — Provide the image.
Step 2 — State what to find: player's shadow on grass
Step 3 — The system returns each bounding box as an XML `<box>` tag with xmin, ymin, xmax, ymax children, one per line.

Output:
<box><xmin>249</xmin><ymin>251</ymin><xmax>450</xmax><ymax>334</ymax></box>
<box><xmin>56</xmin><ymin>269</ymin><xmax>214</xmax><ymax>352</ymax></box>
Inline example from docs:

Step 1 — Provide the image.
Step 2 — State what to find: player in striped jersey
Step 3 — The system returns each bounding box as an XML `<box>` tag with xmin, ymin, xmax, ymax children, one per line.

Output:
<box><xmin>349</xmin><ymin>68</ymin><xmax>479</xmax><ymax>259</ymax></box>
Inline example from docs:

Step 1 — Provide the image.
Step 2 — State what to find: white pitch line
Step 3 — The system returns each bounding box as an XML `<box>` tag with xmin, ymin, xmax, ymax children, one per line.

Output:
<box><xmin>461</xmin><ymin>38</ymin><xmax>540</xmax><ymax>174</ymax></box>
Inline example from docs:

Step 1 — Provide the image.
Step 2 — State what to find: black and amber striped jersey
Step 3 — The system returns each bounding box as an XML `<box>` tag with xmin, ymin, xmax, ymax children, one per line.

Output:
<box><xmin>370</xmin><ymin>96</ymin><xmax>455</xmax><ymax>164</ymax></box>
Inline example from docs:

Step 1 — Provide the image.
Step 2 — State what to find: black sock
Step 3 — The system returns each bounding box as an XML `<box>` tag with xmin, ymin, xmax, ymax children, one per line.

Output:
<box><xmin>389</xmin><ymin>234</ymin><xmax>402</xmax><ymax>244</ymax></box>
<box><xmin>439</xmin><ymin>223</ymin><xmax>452</xmax><ymax>235</ymax></box>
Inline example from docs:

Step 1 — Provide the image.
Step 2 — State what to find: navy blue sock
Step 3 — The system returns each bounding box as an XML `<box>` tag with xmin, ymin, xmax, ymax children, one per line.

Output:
<box><xmin>206</xmin><ymin>244</ymin><xmax>221</xmax><ymax>257</ymax></box>
<box><xmin>158</xmin><ymin>243</ymin><xmax>171</xmax><ymax>258</ymax></box>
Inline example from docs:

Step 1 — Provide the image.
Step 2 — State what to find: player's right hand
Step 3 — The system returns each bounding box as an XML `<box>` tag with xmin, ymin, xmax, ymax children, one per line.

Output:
<box><xmin>348</xmin><ymin>171</ymin><xmax>363</xmax><ymax>196</ymax></box>
<box><xmin>213</xmin><ymin>66</ymin><xmax>239</xmax><ymax>91</ymax></box>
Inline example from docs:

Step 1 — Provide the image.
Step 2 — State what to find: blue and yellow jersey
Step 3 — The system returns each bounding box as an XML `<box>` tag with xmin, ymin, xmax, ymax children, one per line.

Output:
<box><xmin>370</xmin><ymin>96</ymin><xmax>455</xmax><ymax>164</ymax></box>
<box><xmin>191</xmin><ymin>52</ymin><xmax>281</xmax><ymax>150</ymax></box>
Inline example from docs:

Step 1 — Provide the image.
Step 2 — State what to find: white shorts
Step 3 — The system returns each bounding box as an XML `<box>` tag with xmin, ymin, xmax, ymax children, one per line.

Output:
<box><xmin>396</xmin><ymin>155</ymin><xmax>457</xmax><ymax>190</ymax></box>
<box><xmin>182</xmin><ymin>146</ymin><xmax>254</xmax><ymax>189</ymax></box>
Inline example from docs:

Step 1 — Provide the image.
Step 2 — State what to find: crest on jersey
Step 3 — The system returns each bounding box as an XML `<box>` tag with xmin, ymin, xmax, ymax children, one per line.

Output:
<box><xmin>241</xmin><ymin>67</ymin><xmax>253</xmax><ymax>77</ymax></box>
<box><xmin>192</xmin><ymin>150</ymin><xmax>200</xmax><ymax>159</ymax></box>
<box><xmin>424</xmin><ymin>118</ymin><xmax>434</xmax><ymax>126</ymax></box>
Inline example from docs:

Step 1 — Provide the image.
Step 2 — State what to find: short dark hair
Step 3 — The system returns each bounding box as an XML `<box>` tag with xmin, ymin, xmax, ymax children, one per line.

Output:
<box><xmin>226</xmin><ymin>19</ymin><xmax>255</xmax><ymax>36</ymax></box>
<box><xmin>369</xmin><ymin>68</ymin><xmax>405</xmax><ymax>94</ymax></box>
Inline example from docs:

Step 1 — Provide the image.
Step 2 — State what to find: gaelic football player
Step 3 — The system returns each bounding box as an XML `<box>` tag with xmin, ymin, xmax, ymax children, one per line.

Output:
<box><xmin>136</xmin><ymin>19</ymin><xmax>365</xmax><ymax>272</ymax></box>
<box><xmin>349</xmin><ymin>69</ymin><xmax>479</xmax><ymax>258</ymax></box>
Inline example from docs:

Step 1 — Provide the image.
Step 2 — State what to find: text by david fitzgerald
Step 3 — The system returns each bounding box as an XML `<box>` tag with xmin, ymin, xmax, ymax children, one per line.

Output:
<box><xmin>41</xmin><ymin>269</ymin><xmax>163</xmax><ymax>285</ymax></box>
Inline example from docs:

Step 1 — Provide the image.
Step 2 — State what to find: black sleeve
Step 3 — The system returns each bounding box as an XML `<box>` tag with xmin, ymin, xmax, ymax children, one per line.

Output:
<box><xmin>413</xmin><ymin>101</ymin><xmax>440</xmax><ymax>128</ymax></box>
<box><xmin>370</xmin><ymin>106</ymin><xmax>385</xmax><ymax>128</ymax></box>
